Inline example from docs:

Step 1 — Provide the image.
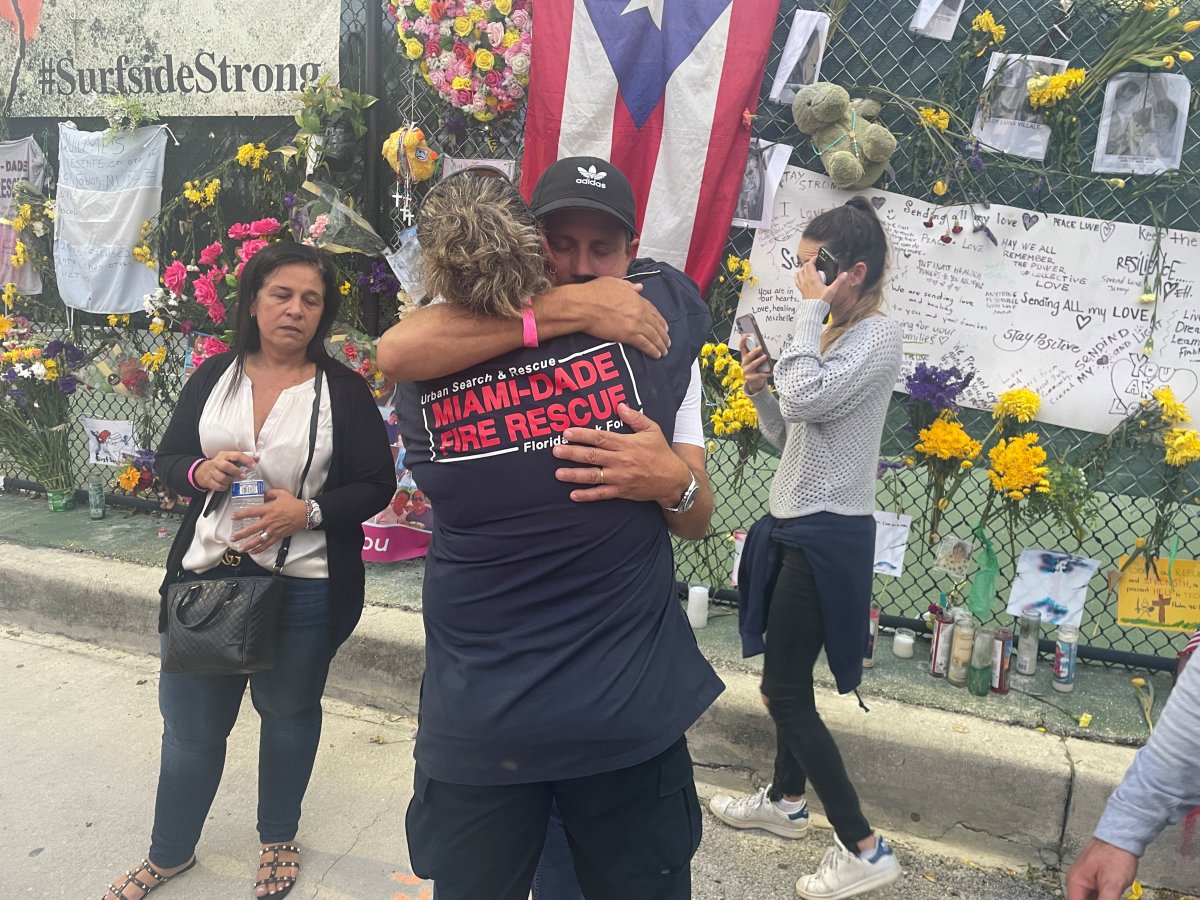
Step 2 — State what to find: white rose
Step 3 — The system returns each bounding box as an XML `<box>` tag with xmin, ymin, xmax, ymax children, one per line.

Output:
<box><xmin>509</xmin><ymin>54</ymin><xmax>530</xmax><ymax>76</ymax></box>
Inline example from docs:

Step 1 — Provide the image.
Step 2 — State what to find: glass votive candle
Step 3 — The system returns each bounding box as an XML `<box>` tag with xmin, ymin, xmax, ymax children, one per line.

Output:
<box><xmin>892</xmin><ymin>628</ymin><xmax>916</xmax><ymax>659</ymax></box>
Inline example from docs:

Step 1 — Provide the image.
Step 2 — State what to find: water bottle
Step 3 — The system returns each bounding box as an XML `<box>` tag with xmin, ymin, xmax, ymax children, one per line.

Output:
<box><xmin>230</xmin><ymin>464</ymin><xmax>265</xmax><ymax>512</ymax></box>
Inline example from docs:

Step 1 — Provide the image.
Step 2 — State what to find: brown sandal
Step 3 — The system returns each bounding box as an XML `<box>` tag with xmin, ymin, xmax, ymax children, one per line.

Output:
<box><xmin>255</xmin><ymin>843</ymin><xmax>300</xmax><ymax>898</ymax></box>
<box><xmin>101</xmin><ymin>857</ymin><xmax>196</xmax><ymax>900</ymax></box>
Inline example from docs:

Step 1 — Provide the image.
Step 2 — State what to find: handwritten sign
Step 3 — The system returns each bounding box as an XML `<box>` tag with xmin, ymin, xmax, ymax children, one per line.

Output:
<box><xmin>4</xmin><ymin>0</ymin><xmax>339</xmax><ymax>117</ymax></box>
<box><xmin>735</xmin><ymin>167</ymin><xmax>1200</xmax><ymax>435</ymax></box>
<box><xmin>1117</xmin><ymin>556</ymin><xmax>1200</xmax><ymax>633</ymax></box>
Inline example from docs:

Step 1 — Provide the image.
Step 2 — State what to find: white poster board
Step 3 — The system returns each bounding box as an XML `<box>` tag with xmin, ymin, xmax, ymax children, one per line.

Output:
<box><xmin>3</xmin><ymin>0</ymin><xmax>340</xmax><ymax>117</ymax></box>
<box><xmin>1006</xmin><ymin>549</ymin><xmax>1100</xmax><ymax>628</ymax></box>
<box><xmin>734</xmin><ymin>167</ymin><xmax>1200</xmax><ymax>435</ymax></box>
<box><xmin>80</xmin><ymin>417</ymin><xmax>138</xmax><ymax>466</ymax></box>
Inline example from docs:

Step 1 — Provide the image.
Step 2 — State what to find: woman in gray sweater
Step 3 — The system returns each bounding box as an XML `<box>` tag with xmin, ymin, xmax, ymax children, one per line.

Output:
<box><xmin>709</xmin><ymin>198</ymin><xmax>904</xmax><ymax>900</ymax></box>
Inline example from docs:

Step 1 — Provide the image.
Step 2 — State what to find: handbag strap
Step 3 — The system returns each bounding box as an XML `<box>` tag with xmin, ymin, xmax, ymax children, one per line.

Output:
<box><xmin>270</xmin><ymin>367</ymin><xmax>323</xmax><ymax>575</ymax></box>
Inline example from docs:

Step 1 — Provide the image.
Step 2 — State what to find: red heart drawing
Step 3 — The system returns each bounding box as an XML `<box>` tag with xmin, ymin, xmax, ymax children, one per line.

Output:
<box><xmin>1</xmin><ymin>0</ymin><xmax>43</xmax><ymax>39</ymax></box>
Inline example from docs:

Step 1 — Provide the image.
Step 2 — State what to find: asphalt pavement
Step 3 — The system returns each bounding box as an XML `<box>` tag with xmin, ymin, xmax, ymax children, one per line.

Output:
<box><xmin>2</xmin><ymin>626</ymin><xmax>1101</xmax><ymax>900</ymax></box>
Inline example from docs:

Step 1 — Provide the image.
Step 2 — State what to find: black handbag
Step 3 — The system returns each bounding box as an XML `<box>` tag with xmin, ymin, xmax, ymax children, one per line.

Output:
<box><xmin>161</xmin><ymin>369</ymin><xmax>323</xmax><ymax>676</ymax></box>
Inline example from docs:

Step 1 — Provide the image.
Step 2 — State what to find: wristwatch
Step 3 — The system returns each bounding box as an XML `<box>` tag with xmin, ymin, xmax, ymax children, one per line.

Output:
<box><xmin>665</xmin><ymin>472</ymin><xmax>699</xmax><ymax>514</ymax></box>
<box><xmin>305</xmin><ymin>499</ymin><xmax>324</xmax><ymax>530</ymax></box>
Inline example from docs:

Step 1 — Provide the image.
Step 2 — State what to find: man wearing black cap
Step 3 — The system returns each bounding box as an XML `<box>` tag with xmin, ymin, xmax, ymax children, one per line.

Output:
<box><xmin>381</xmin><ymin>158</ymin><xmax>722</xmax><ymax>900</ymax></box>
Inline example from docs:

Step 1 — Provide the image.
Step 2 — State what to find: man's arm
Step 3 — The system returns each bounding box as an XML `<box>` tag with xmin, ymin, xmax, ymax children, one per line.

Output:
<box><xmin>376</xmin><ymin>278</ymin><xmax>669</xmax><ymax>382</ymax></box>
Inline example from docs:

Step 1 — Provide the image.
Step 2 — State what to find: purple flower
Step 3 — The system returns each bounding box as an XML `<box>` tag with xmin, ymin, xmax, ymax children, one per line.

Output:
<box><xmin>44</xmin><ymin>339</ymin><xmax>64</xmax><ymax>358</ymax></box>
<box><xmin>1028</xmin><ymin>174</ymin><xmax>1046</xmax><ymax>196</ymax></box>
<box><xmin>132</xmin><ymin>448</ymin><xmax>155</xmax><ymax>468</ymax></box>
<box><xmin>905</xmin><ymin>362</ymin><xmax>974</xmax><ymax>414</ymax></box>
<box><xmin>7</xmin><ymin>387</ymin><xmax>26</xmax><ymax>403</ymax></box>
<box><xmin>283</xmin><ymin>192</ymin><xmax>297</xmax><ymax>210</ymax></box>
<box><xmin>962</xmin><ymin>139</ymin><xmax>985</xmax><ymax>175</ymax></box>
<box><xmin>357</xmin><ymin>261</ymin><xmax>401</xmax><ymax>296</ymax></box>
<box><xmin>877</xmin><ymin>459</ymin><xmax>907</xmax><ymax>479</ymax></box>
<box><xmin>57</xmin><ymin>374</ymin><xmax>79</xmax><ymax>395</ymax></box>
<box><xmin>2</xmin><ymin>369</ymin><xmax>16</xmax><ymax>383</ymax></box>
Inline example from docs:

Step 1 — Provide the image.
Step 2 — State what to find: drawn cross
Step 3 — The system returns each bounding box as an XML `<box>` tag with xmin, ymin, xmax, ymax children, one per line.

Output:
<box><xmin>1151</xmin><ymin>590</ymin><xmax>1172</xmax><ymax>624</ymax></box>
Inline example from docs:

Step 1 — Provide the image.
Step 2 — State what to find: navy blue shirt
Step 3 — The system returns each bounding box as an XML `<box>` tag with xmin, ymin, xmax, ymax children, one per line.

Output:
<box><xmin>396</xmin><ymin>261</ymin><xmax>724</xmax><ymax>785</ymax></box>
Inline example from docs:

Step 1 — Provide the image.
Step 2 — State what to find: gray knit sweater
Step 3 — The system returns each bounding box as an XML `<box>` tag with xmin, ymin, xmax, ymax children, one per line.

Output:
<box><xmin>749</xmin><ymin>300</ymin><xmax>902</xmax><ymax>519</ymax></box>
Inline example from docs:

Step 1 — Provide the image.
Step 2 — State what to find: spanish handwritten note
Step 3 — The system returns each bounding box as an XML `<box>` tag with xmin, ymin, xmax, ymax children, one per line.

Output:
<box><xmin>1117</xmin><ymin>556</ymin><xmax>1200</xmax><ymax>633</ymax></box>
<box><xmin>734</xmin><ymin>167</ymin><xmax>1200</xmax><ymax>435</ymax></box>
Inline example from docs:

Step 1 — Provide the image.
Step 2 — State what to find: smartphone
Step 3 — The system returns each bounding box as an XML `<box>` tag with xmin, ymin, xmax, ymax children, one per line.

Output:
<box><xmin>814</xmin><ymin>247</ymin><xmax>840</xmax><ymax>286</ymax></box>
<box><xmin>735</xmin><ymin>314</ymin><xmax>773</xmax><ymax>373</ymax></box>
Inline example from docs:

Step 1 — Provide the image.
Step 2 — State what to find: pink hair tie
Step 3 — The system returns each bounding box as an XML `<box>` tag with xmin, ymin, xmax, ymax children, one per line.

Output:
<box><xmin>521</xmin><ymin>297</ymin><xmax>538</xmax><ymax>348</ymax></box>
<box><xmin>187</xmin><ymin>457</ymin><xmax>207</xmax><ymax>492</ymax></box>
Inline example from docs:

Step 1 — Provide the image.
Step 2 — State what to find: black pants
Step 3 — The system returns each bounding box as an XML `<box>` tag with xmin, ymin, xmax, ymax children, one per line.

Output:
<box><xmin>406</xmin><ymin>737</ymin><xmax>701</xmax><ymax>900</ymax></box>
<box><xmin>762</xmin><ymin>546</ymin><xmax>872</xmax><ymax>848</ymax></box>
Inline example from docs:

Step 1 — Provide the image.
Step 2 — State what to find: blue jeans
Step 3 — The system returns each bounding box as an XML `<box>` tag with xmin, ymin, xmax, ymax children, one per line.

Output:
<box><xmin>149</xmin><ymin>575</ymin><xmax>333</xmax><ymax>868</ymax></box>
<box><xmin>531</xmin><ymin>803</ymin><xmax>585</xmax><ymax>900</ymax></box>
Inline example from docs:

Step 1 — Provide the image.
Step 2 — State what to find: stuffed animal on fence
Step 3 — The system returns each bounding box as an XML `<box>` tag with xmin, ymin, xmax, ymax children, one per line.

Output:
<box><xmin>791</xmin><ymin>83</ymin><xmax>897</xmax><ymax>191</ymax></box>
<box><xmin>382</xmin><ymin>125</ymin><xmax>439</xmax><ymax>182</ymax></box>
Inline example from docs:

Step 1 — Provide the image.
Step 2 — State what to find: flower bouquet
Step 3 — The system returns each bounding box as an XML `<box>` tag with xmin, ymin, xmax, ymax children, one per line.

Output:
<box><xmin>0</xmin><ymin>327</ymin><xmax>85</xmax><ymax>507</ymax></box>
<box><xmin>387</xmin><ymin>0</ymin><xmax>533</xmax><ymax>122</ymax></box>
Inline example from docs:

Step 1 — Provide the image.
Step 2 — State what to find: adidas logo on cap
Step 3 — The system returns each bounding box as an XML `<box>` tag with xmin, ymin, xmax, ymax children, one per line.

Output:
<box><xmin>575</xmin><ymin>165</ymin><xmax>608</xmax><ymax>189</ymax></box>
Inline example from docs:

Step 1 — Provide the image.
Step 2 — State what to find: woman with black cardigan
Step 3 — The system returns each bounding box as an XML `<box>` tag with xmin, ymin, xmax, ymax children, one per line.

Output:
<box><xmin>101</xmin><ymin>243</ymin><xmax>394</xmax><ymax>900</ymax></box>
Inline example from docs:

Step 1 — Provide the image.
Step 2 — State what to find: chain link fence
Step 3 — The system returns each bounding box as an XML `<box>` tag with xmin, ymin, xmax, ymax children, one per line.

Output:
<box><xmin>2</xmin><ymin>0</ymin><xmax>1197</xmax><ymax>661</ymax></box>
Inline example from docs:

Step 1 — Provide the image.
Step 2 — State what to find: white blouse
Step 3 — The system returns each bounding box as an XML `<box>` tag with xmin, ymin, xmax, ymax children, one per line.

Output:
<box><xmin>182</xmin><ymin>363</ymin><xmax>334</xmax><ymax>578</ymax></box>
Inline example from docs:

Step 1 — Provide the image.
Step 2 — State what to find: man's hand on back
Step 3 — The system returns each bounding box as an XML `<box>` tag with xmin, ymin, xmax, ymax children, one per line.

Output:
<box><xmin>563</xmin><ymin>277</ymin><xmax>671</xmax><ymax>360</ymax></box>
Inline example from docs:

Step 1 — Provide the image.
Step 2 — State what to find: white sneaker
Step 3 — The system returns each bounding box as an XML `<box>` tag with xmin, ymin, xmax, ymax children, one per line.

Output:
<box><xmin>707</xmin><ymin>786</ymin><xmax>810</xmax><ymax>839</ymax></box>
<box><xmin>795</xmin><ymin>834</ymin><xmax>901</xmax><ymax>899</ymax></box>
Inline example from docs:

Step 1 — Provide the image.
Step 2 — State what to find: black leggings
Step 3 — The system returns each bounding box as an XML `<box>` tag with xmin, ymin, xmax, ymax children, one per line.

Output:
<box><xmin>761</xmin><ymin>545</ymin><xmax>872</xmax><ymax>848</ymax></box>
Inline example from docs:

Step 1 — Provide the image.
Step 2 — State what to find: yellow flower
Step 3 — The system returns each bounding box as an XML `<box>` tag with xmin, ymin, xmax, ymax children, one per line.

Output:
<box><xmin>10</xmin><ymin>240</ymin><xmax>27</xmax><ymax>269</ymax></box>
<box><xmin>414</xmin><ymin>0</ymin><xmax>431</xmax><ymax>11</ymax></box>
<box><xmin>235</xmin><ymin>142</ymin><xmax>269</xmax><ymax>169</ymax></box>
<box><xmin>1184</xmin><ymin>20</ymin><xmax>1200</xmax><ymax>32</ymax></box>
<box><xmin>0</xmin><ymin>316</ymin><xmax>11</xmax><ymax>339</ymax></box>
<box><xmin>495</xmin><ymin>0</ymin><xmax>513</xmax><ymax>13</ymax></box>
<box><xmin>915</xmin><ymin>416</ymin><xmax>982</xmax><ymax>461</ymax></box>
<box><xmin>475</xmin><ymin>49</ymin><xmax>495</xmax><ymax>71</ymax></box>
<box><xmin>932</xmin><ymin>180</ymin><xmax>948</xmax><ymax>196</ymax></box>
<box><xmin>987</xmin><ymin>434</ymin><xmax>1050</xmax><ymax>499</ymax></box>
<box><xmin>117</xmin><ymin>466</ymin><xmax>141</xmax><ymax>491</ymax></box>
<box><xmin>1162</xmin><ymin>54</ymin><xmax>1176</xmax><ymax>68</ymax></box>
<box><xmin>918</xmin><ymin>106</ymin><xmax>950</xmax><ymax>131</ymax></box>
<box><xmin>405</xmin><ymin>38</ymin><xmax>424</xmax><ymax>59</ymax></box>
<box><xmin>469</xmin><ymin>6</ymin><xmax>485</xmax><ymax>21</ymax></box>
<box><xmin>453</xmin><ymin>15</ymin><xmax>472</xmax><ymax>36</ymax></box>
<box><xmin>1105</xmin><ymin>178</ymin><xmax>1127</xmax><ymax>188</ymax></box>
<box><xmin>451</xmin><ymin>76</ymin><xmax>472</xmax><ymax>91</ymax></box>
<box><xmin>149</xmin><ymin>317</ymin><xmax>165</xmax><ymax>337</ymax></box>
<box><xmin>1126</xmin><ymin>880</ymin><xmax>1144</xmax><ymax>900</ymax></box>
<box><xmin>960</xmin><ymin>460</ymin><xmax>973</xmax><ymax>469</ymax></box>
<box><xmin>1027</xmin><ymin>68</ymin><xmax>1087</xmax><ymax>109</ymax></box>
<box><xmin>339</xmin><ymin>280</ymin><xmax>352</xmax><ymax>296</ymax></box>
<box><xmin>971</xmin><ymin>9</ymin><xmax>1007</xmax><ymax>43</ymax></box>
<box><xmin>502</xmin><ymin>29</ymin><xmax>519</xmax><ymax>47</ymax></box>
<box><xmin>993</xmin><ymin>387</ymin><xmax>1041</xmax><ymax>423</ymax></box>
<box><xmin>1134</xmin><ymin>537</ymin><xmax>1147</xmax><ymax>549</ymax></box>
<box><xmin>936</xmin><ymin>497</ymin><xmax>949</xmax><ymax>510</ymax></box>
<box><xmin>1</xmin><ymin>282</ymin><xmax>15</xmax><ymax>310</ymax></box>
<box><xmin>1152</xmin><ymin>386</ymin><xmax>1190</xmax><ymax>423</ymax></box>
<box><xmin>1168</xmin><ymin>6</ymin><xmax>1180</xmax><ymax>17</ymax></box>
<box><xmin>1180</xmin><ymin>50</ymin><xmax>1195</xmax><ymax>62</ymax></box>
<box><xmin>132</xmin><ymin>244</ymin><xmax>155</xmax><ymax>268</ymax></box>
<box><xmin>1164</xmin><ymin>427</ymin><xmax>1200</xmax><ymax>467</ymax></box>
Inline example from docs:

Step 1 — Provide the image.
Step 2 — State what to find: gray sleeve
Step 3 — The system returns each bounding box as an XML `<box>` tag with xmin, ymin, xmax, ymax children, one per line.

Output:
<box><xmin>1093</xmin><ymin>657</ymin><xmax>1200</xmax><ymax>856</ymax></box>
<box><xmin>748</xmin><ymin>387</ymin><xmax>786</xmax><ymax>451</ymax></box>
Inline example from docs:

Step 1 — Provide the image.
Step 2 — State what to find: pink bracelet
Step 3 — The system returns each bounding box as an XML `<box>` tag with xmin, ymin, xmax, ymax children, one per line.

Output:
<box><xmin>187</xmin><ymin>457</ymin><xmax>206</xmax><ymax>492</ymax></box>
<box><xmin>521</xmin><ymin>299</ymin><xmax>538</xmax><ymax>348</ymax></box>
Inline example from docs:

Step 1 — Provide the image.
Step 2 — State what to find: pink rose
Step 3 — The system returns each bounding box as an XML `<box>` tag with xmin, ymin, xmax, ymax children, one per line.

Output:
<box><xmin>506</xmin><ymin>81</ymin><xmax>524</xmax><ymax>100</ymax></box>
<box><xmin>249</xmin><ymin>217</ymin><xmax>281</xmax><ymax>237</ymax></box>
<box><xmin>179</xmin><ymin>319</ymin><xmax>194</xmax><ymax>336</ymax></box>
<box><xmin>484</xmin><ymin>69</ymin><xmax>501</xmax><ymax>87</ymax></box>
<box><xmin>425</xmin><ymin>40</ymin><xmax>441</xmax><ymax>57</ymax></box>
<box><xmin>510</xmin><ymin>9</ymin><xmax>529</xmax><ymax>28</ymax></box>
<box><xmin>163</xmin><ymin>260</ymin><xmax>188</xmax><ymax>295</ymax></box>
<box><xmin>453</xmin><ymin>42</ymin><xmax>469</xmax><ymax>60</ymax></box>
<box><xmin>198</xmin><ymin>241</ymin><xmax>223</xmax><ymax>267</ymax></box>
<box><xmin>485</xmin><ymin>21</ymin><xmax>504</xmax><ymax>47</ymax></box>
<box><xmin>193</xmin><ymin>273</ymin><xmax>218</xmax><ymax>308</ymax></box>
<box><xmin>309</xmin><ymin>214</ymin><xmax>330</xmax><ymax>240</ymax></box>
<box><xmin>206</xmin><ymin>300</ymin><xmax>226</xmax><ymax>326</ymax></box>
<box><xmin>228</xmin><ymin>222</ymin><xmax>252</xmax><ymax>240</ymax></box>
<box><xmin>237</xmin><ymin>238</ymin><xmax>269</xmax><ymax>263</ymax></box>
<box><xmin>455</xmin><ymin>89</ymin><xmax>473</xmax><ymax>106</ymax></box>
<box><xmin>430</xmin><ymin>71</ymin><xmax>448</xmax><ymax>90</ymax></box>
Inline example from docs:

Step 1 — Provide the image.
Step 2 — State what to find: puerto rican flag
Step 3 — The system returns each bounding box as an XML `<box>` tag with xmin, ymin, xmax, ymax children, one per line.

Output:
<box><xmin>521</xmin><ymin>0</ymin><xmax>781</xmax><ymax>292</ymax></box>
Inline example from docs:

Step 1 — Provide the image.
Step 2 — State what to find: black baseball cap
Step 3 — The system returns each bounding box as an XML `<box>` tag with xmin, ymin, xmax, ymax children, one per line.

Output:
<box><xmin>530</xmin><ymin>156</ymin><xmax>639</xmax><ymax>235</ymax></box>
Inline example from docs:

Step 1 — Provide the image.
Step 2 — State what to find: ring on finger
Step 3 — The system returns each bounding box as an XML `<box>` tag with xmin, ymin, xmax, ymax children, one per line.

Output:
<box><xmin>598</xmin><ymin>467</ymin><xmax>606</xmax><ymax>484</ymax></box>
<box><xmin>258</xmin><ymin>530</ymin><xmax>270</xmax><ymax>542</ymax></box>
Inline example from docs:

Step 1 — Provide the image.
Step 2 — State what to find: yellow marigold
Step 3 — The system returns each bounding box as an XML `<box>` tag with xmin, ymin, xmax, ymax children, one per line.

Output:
<box><xmin>1164</xmin><ymin>427</ymin><xmax>1200</xmax><ymax>467</ymax></box>
<box><xmin>915</xmin><ymin>416</ymin><xmax>982</xmax><ymax>461</ymax></box>
<box><xmin>10</xmin><ymin>240</ymin><xmax>27</xmax><ymax>269</ymax></box>
<box><xmin>918</xmin><ymin>106</ymin><xmax>950</xmax><ymax>131</ymax></box>
<box><xmin>475</xmin><ymin>49</ymin><xmax>496</xmax><ymax>71</ymax></box>
<box><xmin>987</xmin><ymin>433</ymin><xmax>1050</xmax><ymax>499</ymax></box>
<box><xmin>993</xmin><ymin>387</ymin><xmax>1041</xmax><ymax>423</ymax></box>
<box><xmin>453</xmin><ymin>15</ymin><xmax>472</xmax><ymax>36</ymax></box>
<box><xmin>971</xmin><ymin>9</ymin><xmax>1007</xmax><ymax>43</ymax></box>
<box><xmin>236</xmin><ymin>142</ymin><xmax>269</xmax><ymax>169</ymax></box>
<box><xmin>1152</xmin><ymin>385</ymin><xmax>1190</xmax><ymax>423</ymax></box>
<box><xmin>117</xmin><ymin>466</ymin><xmax>141</xmax><ymax>491</ymax></box>
<box><xmin>1028</xmin><ymin>68</ymin><xmax>1087</xmax><ymax>109</ymax></box>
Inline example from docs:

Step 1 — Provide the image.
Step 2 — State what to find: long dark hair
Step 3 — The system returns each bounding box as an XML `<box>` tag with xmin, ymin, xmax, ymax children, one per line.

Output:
<box><xmin>225</xmin><ymin>242</ymin><xmax>340</xmax><ymax>393</ymax></box>
<box><xmin>803</xmin><ymin>196</ymin><xmax>889</xmax><ymax>351</ymax></box>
